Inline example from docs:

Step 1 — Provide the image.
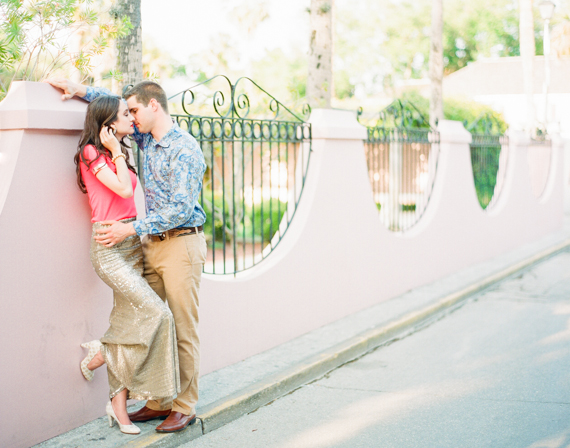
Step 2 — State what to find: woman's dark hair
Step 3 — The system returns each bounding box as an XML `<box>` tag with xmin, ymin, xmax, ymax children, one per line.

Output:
<box><xmin>75</xmin><ymin>95</ymin><xmax>137</xmax><ymax>193</ymax></box>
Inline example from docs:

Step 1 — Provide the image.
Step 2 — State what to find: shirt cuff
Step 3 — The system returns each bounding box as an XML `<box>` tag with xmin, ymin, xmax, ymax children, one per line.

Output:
<box><xmin>132</xmin><ymin>219</ymin><xmax>147</xmax><ymax>236</ymax></box>
<box><xmin>82</xmin><ymin>86</ymin><xmax>96</xmax><ymax>102</ymax></box>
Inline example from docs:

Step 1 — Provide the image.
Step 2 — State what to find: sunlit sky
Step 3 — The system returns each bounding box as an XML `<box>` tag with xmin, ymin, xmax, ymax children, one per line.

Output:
<box><xmin>139</xmin><ymin>0</ymin><xmax>567</xmax><ymax>106</ymax></box>
<box><xmin>141</xmin><ymin>0</ymin><xmax>567</xmax><ymax>66</ymax></box>
<box><xmin>141</xmin><ymin>0</ymin><xmax>312</xmax><ymax>67</ymax></box>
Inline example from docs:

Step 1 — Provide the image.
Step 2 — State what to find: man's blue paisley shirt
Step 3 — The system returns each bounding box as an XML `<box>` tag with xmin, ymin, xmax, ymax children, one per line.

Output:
<box><xmin>83</xmin><ymin>86</ymin><xmax>207</xmax><ymax>235</ymax></box>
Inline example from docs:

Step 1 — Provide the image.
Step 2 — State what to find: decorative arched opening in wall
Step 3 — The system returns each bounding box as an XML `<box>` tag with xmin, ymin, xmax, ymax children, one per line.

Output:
<box><xmin>527</xmin><ymin>134</ymin><xmax>552</xmax><ymax>200</ymax></box>
<box><xmin>359</xmin><ymin>101</ymin><xmax>440</xmax><ymax>232</ymax></box>
<box><xmin>467</xmin><ymin>113</ymin><xmax>510</xmax><ymax>211</ymax></box>
<box><xmin>126</xmin><ymin>76</ymin><xmax>312</xmax><ymax>275</ymax></box>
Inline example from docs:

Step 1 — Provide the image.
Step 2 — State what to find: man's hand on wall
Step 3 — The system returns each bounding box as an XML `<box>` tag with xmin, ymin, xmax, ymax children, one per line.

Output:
<box><xmin>43</xmin><ymin>78</ymin><xmax>87</xmax><ymax>100</ymax></box>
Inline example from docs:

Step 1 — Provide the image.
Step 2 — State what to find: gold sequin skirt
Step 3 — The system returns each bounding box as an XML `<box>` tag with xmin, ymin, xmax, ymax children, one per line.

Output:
<box><xmin>90</xmin><ymin>219</ymin><xmax>180</xmax><ymax>400</ymax></box>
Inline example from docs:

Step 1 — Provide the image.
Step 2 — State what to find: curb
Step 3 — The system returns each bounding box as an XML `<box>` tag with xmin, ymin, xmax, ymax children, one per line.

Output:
<box><xmin>119</xmin><ymin>238</ymin><xmax>570</xmax><ymax>447</ymax></box>
<box><xmin>122</xmin><ymin>421</ymin><xmax>203</xmax><ymax>448</ymax></box>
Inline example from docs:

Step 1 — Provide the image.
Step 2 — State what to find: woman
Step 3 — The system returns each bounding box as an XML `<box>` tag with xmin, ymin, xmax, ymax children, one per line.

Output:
<box><xmin>77</xmin><ymin>95</ymin><xmax>180</xmax><ymax>435</ymax></box>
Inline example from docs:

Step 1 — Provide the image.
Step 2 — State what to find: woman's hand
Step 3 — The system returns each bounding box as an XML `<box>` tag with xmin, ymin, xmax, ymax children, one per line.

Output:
<box><xmin>99</xmin><ymin>126</ymin><xmax>121</xmax><ymax>156</ymax></box>
<box><xmin>95</xmin><ymin>126</ymin><xmax>133</xmax><ymax>198</ymax></box>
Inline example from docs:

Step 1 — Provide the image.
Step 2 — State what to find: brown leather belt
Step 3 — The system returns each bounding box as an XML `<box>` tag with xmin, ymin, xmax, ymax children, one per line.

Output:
<box><xmin>148</xmin><ymin>225</ymin><xmax>203</xmax><ymax>242</ymax></box>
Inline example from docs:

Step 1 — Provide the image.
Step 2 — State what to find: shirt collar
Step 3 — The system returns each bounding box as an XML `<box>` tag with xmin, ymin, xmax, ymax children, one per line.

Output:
<box><xmin>153</xmin><ymin>121</ymin><xmax>180</xmax><ymax>148</ymax></box>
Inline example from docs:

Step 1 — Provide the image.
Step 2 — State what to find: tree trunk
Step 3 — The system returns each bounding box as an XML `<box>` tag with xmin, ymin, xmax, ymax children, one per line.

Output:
<box><xmin>429</xmin><ymin>0</ymin><xmax>443</xmax><ymax>129</ymax></box>
<box><xmin>307</xmin><ymin>0</ymin><xmax>333</xmax><ymax>109</ymax></box>
<box><xmin>520</xmin><ymin>0</ymin><xmax>535</xmax><ymax>132</ymax></box>
<box><xmin>115</xmin><ymin>0</ymin><xmax>143</xmax><ymax>89</ymax></box>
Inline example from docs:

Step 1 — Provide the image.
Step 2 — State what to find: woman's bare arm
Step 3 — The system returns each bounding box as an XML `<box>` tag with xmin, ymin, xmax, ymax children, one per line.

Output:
<box><xmin>94</xmin><ymin>127</ymin><xmax>133</xmax><ymax>198</ymax></box>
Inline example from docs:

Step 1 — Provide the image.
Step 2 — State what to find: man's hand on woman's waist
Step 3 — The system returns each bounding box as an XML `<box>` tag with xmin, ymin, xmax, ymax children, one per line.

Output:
<box><xmin>94</xmin><ymin>221</ymin><xmax>137</xmax><ymax>247</ymax></box>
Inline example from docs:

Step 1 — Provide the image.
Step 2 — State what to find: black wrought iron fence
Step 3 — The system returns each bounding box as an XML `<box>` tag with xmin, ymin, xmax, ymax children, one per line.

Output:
<box><xmin>467</xmin><ymin>114</ymin><xmax>509</xmax><ymax>210</ymax></box>
<box><xmin>130</xmin><ymin>76</ymin><xmax>312</xmax><ymax>275</ymax></box>
<box><xmin>359</xmin><ymin>101</ymin><xmax>440</xmax><ymax>232</ymax></box>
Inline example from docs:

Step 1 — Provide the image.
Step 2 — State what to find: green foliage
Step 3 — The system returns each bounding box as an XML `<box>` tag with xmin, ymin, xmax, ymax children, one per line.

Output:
<box><xmin>442</xmin><ymin>0</ymin><xmax>522</xmax><ymax>73</ymax></box>
<box><xmin>470</xmin><ymin>145</ymin><xmax>502</xmax><ymax>209</ymax></box>
<box><xmin>445</xmin><ymin>97</ymin><xmax>507</xmax><ymax>133</ymax></box>
<box><xmin>202</xmin><ymin>190</ymin><xmax>287</xmax><ymax>245</ymax></box>
<box><xmin>0</xmin><ymin>0</ymin><xmax>132</xmax><ymax>100</ymax></box>
<box><xmin>399</xmin><ymin>90</ymin><xmax>430</xmax><ymax>116</ymax></box>
<box><xmin>335</xmin><ymin>0</ymin><xmax>555</xmax><ymax>93</ymax></box>
<box><xmin>335</xmin><ymin>0</ymin><xmax>427</xmax><ymax>97</ymax></box>
<box><xmin>386</xmin><ymin>92</ymin><xmax>506</xmax><ymax>211</ymax></box>
<box><xmin>247</xmin><ymin>199</ymin><xmax>288</xmax><ymax>243</ymax></box>
<box><xmin>142</xmin><ymin>38</ymin><xmax>188</xmax><ymax>84</ymax></box>
<box><xmin>335</xmin><ymin>70</ymin><xmax>355</xmax><ymax>100</ymax></box>
<box><xmin>397</xmin><ymin>91</ymin><xmax>507</xmax><ymax>132</ymax></box>
<box><xmin>251</xmin><ymin>48</ymin><xmax>307</xmax><ymax>106</ymax></box>
<box><xmin>398</xmin><ymin>92</ymin><xmax>507</xmax><ymax>210</ymax></box>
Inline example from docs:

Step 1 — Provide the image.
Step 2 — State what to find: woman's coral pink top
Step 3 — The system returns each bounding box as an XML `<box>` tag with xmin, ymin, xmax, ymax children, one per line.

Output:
<box><xmin>80</xmin><ymin>144</ymin><xmax>137</xmax><ymax>223</ymax></box>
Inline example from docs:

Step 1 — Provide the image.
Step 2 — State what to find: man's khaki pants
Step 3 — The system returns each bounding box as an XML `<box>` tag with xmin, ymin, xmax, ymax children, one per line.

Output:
<box><xmin>142</xmin><ymin>230</ymin><xmax>207</xmax><ymax>416</ymax></box>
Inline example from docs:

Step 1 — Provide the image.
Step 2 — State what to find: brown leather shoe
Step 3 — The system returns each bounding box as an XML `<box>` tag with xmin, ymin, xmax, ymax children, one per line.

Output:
<box><xmin>155</xmin><ymin>411</ymin><xmax>197</xmax><ymax>433</ymax></box>
<box><xmin>128</xmin><ymin>406</ymin><xmax>171</xmax><ymax>422</ymax></box>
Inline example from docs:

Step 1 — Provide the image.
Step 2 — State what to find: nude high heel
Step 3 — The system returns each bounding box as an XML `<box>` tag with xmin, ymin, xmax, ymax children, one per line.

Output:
<box><xmin>106</xmin><ymin>401</ymin><xmax>141</xmax><ymax>435</ymax></box>
<box><xmin>80</xmin><ymin>340</ymin><xmax>102</xmax><ymax>381</ymax></box>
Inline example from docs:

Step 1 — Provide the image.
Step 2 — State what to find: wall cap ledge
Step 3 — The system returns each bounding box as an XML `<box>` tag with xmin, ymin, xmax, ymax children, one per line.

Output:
<box><xmin>0</xmin><ymin>81</ymin><xmax>87</xmax><ymax>131</ymax></box>
<box><xmin>309</xmin><ymin>108</ymin><xmax>368</xmax><ymax>140</ymax></box>
<box><xmin>437</xmin><ymin>119</ymin><xmax>472</xmax><ymax>144</ymax></box>
<box><xmin>508</xmin><ymin>129</ymin><xmax>531</xmax><ymax>145</ymax></box>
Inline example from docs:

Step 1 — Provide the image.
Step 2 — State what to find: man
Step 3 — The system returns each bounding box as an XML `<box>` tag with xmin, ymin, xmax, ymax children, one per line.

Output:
<box><xmin>47</xmin><ymin>78</ymin><xmax>207</xmax><ymax>433</ymax></box>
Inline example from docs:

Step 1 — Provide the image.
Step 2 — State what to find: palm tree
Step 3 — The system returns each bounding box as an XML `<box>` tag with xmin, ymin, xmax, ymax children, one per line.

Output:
<box><xmin>429</xmin><ymin>0</ymin><xmax>443</xmax><ymax>129</ymax></box>
<box><xmin>307</xmin><ymin>0</ymin><xmax>333</xmax><ymax>108</ymax></box>
<box><xmin>115</xmin><ymin>0</ymin><xmax>143</xmax><ymax>87</ymax></box>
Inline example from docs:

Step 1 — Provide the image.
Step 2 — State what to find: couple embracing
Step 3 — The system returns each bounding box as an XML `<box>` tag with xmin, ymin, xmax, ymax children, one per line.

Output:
<box><xmin>48</xmin><ymin>79</ymin><xmax>207</xmax><ymax>435</ymax></box>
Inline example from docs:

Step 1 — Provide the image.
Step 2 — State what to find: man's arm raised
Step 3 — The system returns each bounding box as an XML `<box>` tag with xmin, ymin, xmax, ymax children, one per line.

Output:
<box><xmin>46</xmin><ymin>78</ymin><xmax>145</xmax><ymax>149</ymax></box>
<box><xmin>44</xmin><ymin>78</ymin><xmax>115</xmax><ymax>102</ymax></box>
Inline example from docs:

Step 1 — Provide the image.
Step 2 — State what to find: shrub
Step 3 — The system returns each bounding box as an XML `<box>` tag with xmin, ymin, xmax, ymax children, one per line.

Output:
<box><xmin>202</xmin><ymin>190</ymin><xmax>287</xmax><ymax>246</ymax></box>
<box><xmin>398</xmin><ymin>91</ymin><xmax>507</xmax><ymax>210</ymax></box>
<box><xmin>397</xmin><ymin>90</ymin><xmax>507</xmax><ymax>132</ymax></box>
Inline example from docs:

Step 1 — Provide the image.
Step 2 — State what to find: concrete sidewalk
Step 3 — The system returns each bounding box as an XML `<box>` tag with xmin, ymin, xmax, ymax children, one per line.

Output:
<box><xmin>35</xmin><ymin>227</ymin><xmax>570</xmax><ymax>448</ymax></box>
<box><xmin>185</xmin><ymin>245</ymin><xmax>570</xmax><ymax>447</ymax></box>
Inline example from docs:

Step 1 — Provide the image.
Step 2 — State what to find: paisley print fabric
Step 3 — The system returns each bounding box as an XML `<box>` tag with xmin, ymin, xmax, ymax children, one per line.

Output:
<box><xmin>83</xmin><ymin>86</ymin><xmax>207</xmax><ymax>235</ymax></box>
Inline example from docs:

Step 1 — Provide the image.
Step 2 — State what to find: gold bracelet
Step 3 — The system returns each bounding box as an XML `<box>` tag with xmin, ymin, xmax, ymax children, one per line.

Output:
<box><xmin>92</xmin><ymin>162</ymin><xmax>107</xmax><ymax>175</ymax></box>
<box><xmin>112</xmin><ymin>153</ymin><xmax>126</xmax><ymax>164</ymax></box>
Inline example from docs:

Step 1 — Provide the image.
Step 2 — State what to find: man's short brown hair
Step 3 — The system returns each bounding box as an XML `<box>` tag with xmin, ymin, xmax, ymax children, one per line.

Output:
<box><xmin>124</xmin><ymin>81</ymin><xmax>169</xmax><ymax>113</ymax></box>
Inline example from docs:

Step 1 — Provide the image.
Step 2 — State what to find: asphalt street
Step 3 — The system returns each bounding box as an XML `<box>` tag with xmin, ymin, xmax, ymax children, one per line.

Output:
<box><xmin>184</xmin><ymin>251</ymin><xmax>570</xmax><ymax>448</ymax></box>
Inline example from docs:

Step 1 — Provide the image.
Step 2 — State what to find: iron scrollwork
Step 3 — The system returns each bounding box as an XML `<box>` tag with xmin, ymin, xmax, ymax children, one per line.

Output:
<box><xmin>168</xmin><ymin>75</ymin><xmax>310</xmax><ymax>122</ymax></box>
<box><xmin>163</xmin><ymin>75</ymin><xmax>313</xmax><ymax>276</ymax></box>
<box><xmin>357</xmin><ymin>100</ymin><xmax>432</xmax><ymax>130</ymax></box>
<box><xmin>466</xmin><ymin>112</ymin><xmax>505</xmax><ymax>135</ymax></box>
<box><xmin>121</xmin><ymin>84</ymin><xmax>134</xmax><ymax>97</ymax></box>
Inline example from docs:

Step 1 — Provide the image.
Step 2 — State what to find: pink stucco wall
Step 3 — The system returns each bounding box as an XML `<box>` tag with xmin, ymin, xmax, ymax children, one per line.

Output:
<box><xmin>0</xmin><ymin>82</ymin><xmax>563</xmax><ymax>447</ymax></box>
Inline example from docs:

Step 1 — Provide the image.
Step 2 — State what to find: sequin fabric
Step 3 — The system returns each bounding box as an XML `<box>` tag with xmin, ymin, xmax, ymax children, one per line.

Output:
<box><xmin>90</xmin><ymin>218</ymin><xmax>180</xmax><ymax>400</ymax></box>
